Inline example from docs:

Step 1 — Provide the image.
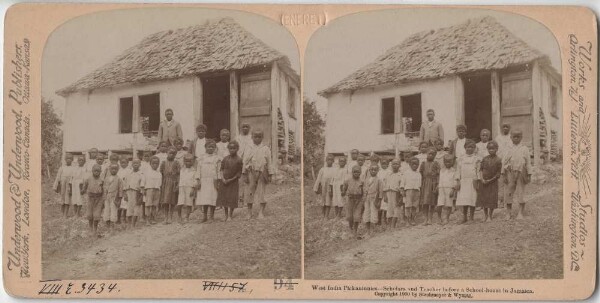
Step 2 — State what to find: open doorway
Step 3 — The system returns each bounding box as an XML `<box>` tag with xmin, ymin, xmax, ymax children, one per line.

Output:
<box><xmin>202</xmin><ymin>75</ymin><xmax>230</xmax><ymax>140</ymax></box>
<box><xmin>463</xmin><ymin>74</ymin><xmax>492</xmax><ymax>140</ymax></box>
<box><xmin>401</xmin><ymin>93</ymin><xmax>422</xmax><ymax>137</ymax></box>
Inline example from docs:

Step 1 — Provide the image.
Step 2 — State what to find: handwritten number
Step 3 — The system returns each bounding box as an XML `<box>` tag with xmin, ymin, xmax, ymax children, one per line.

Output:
<box><xmin>96</xmin><ymin>283</ymin><xmax>105</xmax><ymax>294</ymax></box>
<box><xmin>76</xmin><ymin>283</ymin><xmax>85</xmax><ymax>294</ymax></box>
<box><xmin>86</xmin><ymin>283</ymin><xmax>96</xmax><ymax>295</ymax></box>
<box><xmin>108</xmin><ymin>283</ymin><xmax>118</xmax><ymax>293</ymax></box>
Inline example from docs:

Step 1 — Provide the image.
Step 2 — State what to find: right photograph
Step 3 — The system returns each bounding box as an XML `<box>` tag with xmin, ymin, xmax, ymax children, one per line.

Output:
<box><xmin>303</xmin><ymin>9</ymin><xmax>563</xmax><ymax>280</ymax></box>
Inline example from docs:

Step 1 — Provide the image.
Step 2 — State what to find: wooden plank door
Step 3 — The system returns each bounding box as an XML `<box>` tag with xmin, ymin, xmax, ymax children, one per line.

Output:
<box><xmin>501</xmin><ymin>71</ymin><xmax>533</xmax><ymax>149</ymax></box>
<box><xmin>239</xmin><ymin>72</ymin><xmax>272</xmax><ymax>147</ymax></box>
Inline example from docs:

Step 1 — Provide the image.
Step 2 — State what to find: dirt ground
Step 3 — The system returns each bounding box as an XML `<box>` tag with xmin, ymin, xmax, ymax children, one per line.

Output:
<box><xmin>42</xmin><ymin>170</ymin><xmax>301</xmax><ymax>280</ymax></box>
<box><xmin>304</xmin><ymin>164</ymin><xmax>563</xmax><ymax>280</ymax></box>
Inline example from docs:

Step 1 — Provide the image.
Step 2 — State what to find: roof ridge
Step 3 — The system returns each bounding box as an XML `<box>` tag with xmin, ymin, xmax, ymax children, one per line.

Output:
<box><xmin>319</xmin><ymin>16</ymin><xmax>551</xmax><ymax>96</ymax></box>
<box><xmin>57</xmin><ymin>17</ymin><xmax>294</xmax><ymax>96</ymax></box>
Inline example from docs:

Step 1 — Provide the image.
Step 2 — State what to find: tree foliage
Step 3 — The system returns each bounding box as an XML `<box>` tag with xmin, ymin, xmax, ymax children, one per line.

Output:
<box><xmin>302</xmin><ymin>97</ymin><xmax>325</xmax><ymax>179</ymax></box>
<box><xmin>41</xmin><ymin>98</ymin><xmax>63</xmax><ymax>177</ymax></box>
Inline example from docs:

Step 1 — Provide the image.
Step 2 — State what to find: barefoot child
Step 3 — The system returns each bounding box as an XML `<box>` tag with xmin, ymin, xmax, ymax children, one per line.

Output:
<box><xmin>101</xmin><ymin>153</ymin><xmax>120</xmax><ymax>180</ymax></box>
<box><xmin>237</xmin><ymin>123</ymin><xmax>252</xmax><ymax>160</ymax></box>
<box><xmin>501</xmin><ymin>130</ymin><xmax>531</xmax><ymax>220</ymax></box>
<box><xmin>95</xmin><ymin>153</ymin><xmax>108</xmax><ymax>173</ymax></box>
<box><xmin>156</xmin><ymin>141</ymin><xmax>169</xmax><ymax>168</ymax></box>
<box><xmin>103</xmin><ymin>164</ymin><xmax>123</xmax><ymax>233</ymax></box>
<box><xmin>237</xmin><ymin>124</ymin><xmax>252</xmax><ymax>206</ymax></box>
<box><xmin>384</xmin><ymin>159</ymin><xmax>403</xmax><ymax>228</ymax></box>
<box><xmin>116</xmin><ymin>156</ymin><xmax>131</xmax><ymax>224</ymax></box>
<box><xmin>357</xmin><ymin>154</ymin><xmax>368</xmax><ymax>181</ymax></box>
<box><xmin>313</xmin><ymin>154</ymin><xmax>335</xmax><ymax>219</ymax></box>
<box><xmin>347</xmin><ymin>149</ymin><xmax>360</xmax><ymax>172</ymax></box>
<box><xmin>478</xmin><ymin>141</ymin><xmax>502</xmax><ymax>221</ymax></box>
<box><xmin>140</xmin><ymin>149</ymin><xmax>152</xmax><ymax>174</ymax></box>
<box><xmin>450</xmin><ymin>125</ymin><xmax>468</xmax><ymax>159</ymax></box>
<box><xmin>455</xmin><ymin>139</ymin><xmax>480</xmax><ymax>224</ymax></box>
<box><xmin>420</xmin><ymin>148</ymin><xmax>440</xmax><ymax>225</ymax></box>
<box><xmin>400</xmin><ymin>151</ymin><xmax>412</xmax><ymax>174</ymax></box>
<box><xmin>365</xmin><ymin>154</ymin><xmax>380</xmax><ymax>179</ymax></box>
<box><xmin>216</xmin><ymin>129</ymin><xmax>231</xmax><ymax>160</ymax></box>
<box><xmin>71</xmin><ymin>156</ymin><xmax>87</xmax><ymax>217</ymax></box>
<box><xmin>377</xmin><ymin>159</ymin><xmax>391</xmax><ymax>226</ymax></box>
<box><xmin>123</xmin><ymin>159</ymin><xmax>143</xmax><ymax>228</ymax></box>
<box><xmin>192</xmin><ymin>124</ymin><xmax>207</xmax><ymax>162</ymax></box>
<box><xmin>401</xmin><ymin>158</ymin><xmax>421</xmax><ymax>225</ymax></box>
<box><xmin>242</xmin><ymin>130</ymin><xmax>274</xmax><ymax>219</ymax></box>
<box><xmin>476</xmin><ymin>129</ymin><xmax>491</xmax><ymax>160</ymax></box>
<box><xmin>196</xmin><ymin>139</ymin><xmax>219</xmax><ymax>222</ymax></box>
<box><xmin>217</xmin><ymin>141</ymin><xmax>243</xmax><ymax>221</ymax></box>
<box><xmin>82</xmin><ymin>164</ymin><xmax>104</xmax><ymax>236</ymax></box>
<box><xmin>437</xmin><ymin>154</ymin><xmax>456</xmax><ymax>224</ymax></box>
<box><xmin>416</xmin><ymin>142</ymin><xmax>429</xmax><ymax>168</ymax></box>
<box><xmin>178</xmin><ymin>154</ymin><xmax>197</xmax><ymax>222</ymax></box>
<box><xmin>363</xmin><ymin>164</ymin><xmax>383</xmax><ymax>235</ymax></box>
<box><xmin>85</xmin><ymin>148</ymin><xmax>99</xmax><ymax>176</ymax></box>
<box><xmin>143</xmin><ymin>156</ymin><xmax>162</xmax><ymax>224</ymax></box>
<box><xmin>332</xmin><ymin>156</ymin><xmax>349</xmax><ymax>219</ymax></box>
<box><xmin>54</xmin><ymin>153</ymin><xmax>75</xmax><ymax>218</ymax></box>
<box><xmin>160</xmin><ymin>147</ymin><xmax>180</xmax><ymax>224</ymax></box>
<box><xmin>342</xmin><ymin>166</ymin><xmax>364</xmax><ymax>238</ymax></box>
<box><xmin>174</xmin><ymin>138</ymin><xmax>187</xmax><ymax>166</ymax></box>
<box><xmin>433</xmin><ymin>138</ymin><xmax>447</xmax><ymax>167</ymax></box>
<box><xmin>495</xmin><ymin>123</ymin><xmax>512</xmax><ymax>209</ymax></box>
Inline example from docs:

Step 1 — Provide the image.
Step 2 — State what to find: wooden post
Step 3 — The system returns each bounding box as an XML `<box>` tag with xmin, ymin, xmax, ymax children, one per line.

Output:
<box><xmin>454</xmin><ymin>76</ymin><xmax>465</xmax><ymax>126</ymax></box>
<box><xmin>531</xmin><ymin>62</ymin><xmax>542</xmax><ymax>166</ymax></box>
<box><xmin>193</xmin><ymin>77</ymin><xmax>203</xmax><ymax>128</ymax></box>
<box><xmin>270</xmin><ymin>63</ymin><xmax>280</xmax><ymax>172</ymax></box>
<box><xmin>132</xmin><ymin>95</ymin><xmax>140</xmax><ymax>133</ymax></box>
<box><xmin>491</xmin><ymin>71</ymin><xmax>501</xmax><ymax>139</ymax></box>
<box><xmin>229</xmin><ymin>71</ymin><xmax>239</xmax><ymax>140</ymax></box>
<box><xmin>394</xmin><ymin>95</ymin><xmax>402</xmax><ymax>157</ymax></box>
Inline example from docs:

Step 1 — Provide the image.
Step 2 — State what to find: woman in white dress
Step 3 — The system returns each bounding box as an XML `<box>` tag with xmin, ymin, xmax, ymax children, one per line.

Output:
<box><xmin>455</xmin><ymin>139</ymin><xmax>480</xmax><ymax>224</ymax></box>
<box><xmin>195</xmin><ymin>139</ymin><xmax>220</xmax><ymax>223</ymax></box>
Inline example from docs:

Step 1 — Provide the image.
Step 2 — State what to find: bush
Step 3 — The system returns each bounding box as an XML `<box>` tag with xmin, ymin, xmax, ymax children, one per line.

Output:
<box><xmin>42</xmin><ymin>98</ymin><xmax>63</xmax><ymax>177</ymax></box>
<box><xmin>303</xmin><ymin>97</ymin><xmax>325</xmax><ymax>180</ymax></box>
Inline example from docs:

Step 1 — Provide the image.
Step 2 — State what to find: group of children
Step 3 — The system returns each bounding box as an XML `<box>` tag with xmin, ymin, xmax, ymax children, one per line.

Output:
<box><xmin>53</xmin><ymin>123</ymin><xmax>275</xmax><ymax>237</ymax></box>
<box><xmin>314</xmin><ymin>123</ymin><xmax>532</xmax><ymax>238</ymax></box>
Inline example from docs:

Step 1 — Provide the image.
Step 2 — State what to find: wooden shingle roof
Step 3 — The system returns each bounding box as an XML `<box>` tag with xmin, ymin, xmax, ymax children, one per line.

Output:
<box><xmin>320</xmin><ymin>16</ymin><xmax>553</xmax><ymax>96</ymax></box>
<box><xmin>58</xmin><ymin>18</ymin><xmax>297</xmax><ymax>96</ymax></box>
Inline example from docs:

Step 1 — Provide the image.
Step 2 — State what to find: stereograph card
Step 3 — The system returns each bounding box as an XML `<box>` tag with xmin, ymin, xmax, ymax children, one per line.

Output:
<box><xmin>2</xmin><ymin>3</ymin><xmax>597</xmax><ymax>300</ymax></box>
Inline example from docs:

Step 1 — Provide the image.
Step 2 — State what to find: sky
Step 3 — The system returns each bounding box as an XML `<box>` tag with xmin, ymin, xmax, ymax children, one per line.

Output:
<box><xmin>42</xmin><ymin>7</ymin><xmax>300</xmax><ymax>116</ymax></box>
<box><xmin>305</xmin><ymin>8</ymin><xmax>562</xmax><ymax>114</ymax></box>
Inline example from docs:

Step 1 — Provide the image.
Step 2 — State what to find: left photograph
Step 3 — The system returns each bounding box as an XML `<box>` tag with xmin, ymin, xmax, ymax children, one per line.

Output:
<box><xmin>41</xmin><ymin>8</ymin><xmax>301</xmax><ymax>279</ymax></box>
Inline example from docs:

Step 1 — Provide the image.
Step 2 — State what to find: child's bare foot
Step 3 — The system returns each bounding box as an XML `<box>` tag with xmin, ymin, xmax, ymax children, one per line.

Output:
<box><xmin>257</xmin><ymin>212</ymin><xmax>265</xmax><ymax>220</ymax></box>
<box><xmin>505</xmin><ymin>213</ymin><xmax>512</xmax><ymax>221</ymax></box>
<box><xmin>516</xmin><ymin>213</ymin><xmax>524</xmax><ymax>220</ymax></box>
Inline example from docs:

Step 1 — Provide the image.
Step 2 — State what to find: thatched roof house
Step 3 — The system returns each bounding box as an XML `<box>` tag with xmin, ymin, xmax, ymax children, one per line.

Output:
<box><xmin>320</xmin><ymin>17</ymin><xmax>561</xmax><ymax>164</ymax></box>
<box><xmin>59</xmin><ymin>18</ymin><xmax>300</xmax><ymax>165</ymax></box>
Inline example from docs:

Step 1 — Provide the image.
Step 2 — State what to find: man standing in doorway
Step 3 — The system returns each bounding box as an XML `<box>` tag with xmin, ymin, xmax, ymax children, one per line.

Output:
<box><xmin>157</xmin><ymin>108</ymin><xmax>183</xmax><ymax>146</ymax></box>
<box><xmin>419</xmin><ymin>109</ymin><xmax>444</xmax><ymax>145</ymax></box>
